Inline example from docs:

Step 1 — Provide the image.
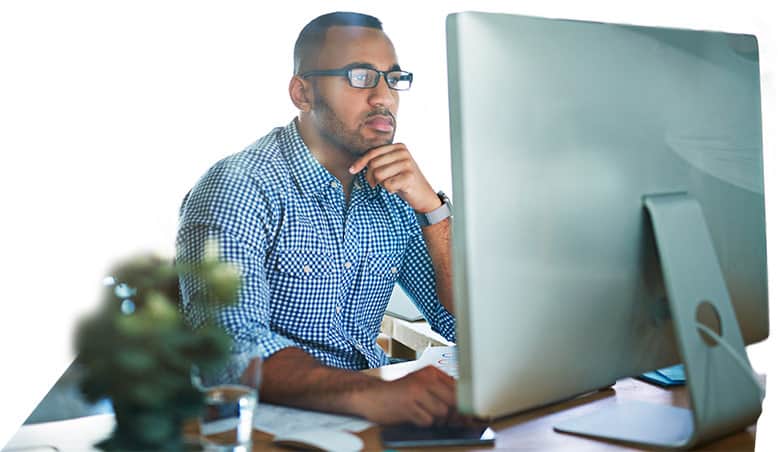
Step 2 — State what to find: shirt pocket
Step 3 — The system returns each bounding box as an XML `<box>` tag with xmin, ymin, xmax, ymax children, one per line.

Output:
<box><xmin>367</xmin><ymin>254</ymin><xmax>403</xmax><ymax>283</ymax></box>
<box><xmin>275</xmin><ymin>250</ymin><xmax>335</xmax><ymax>278</ymax></box>
<box><xmin>277</xmin><ymin>222</ymin><xmax>329</xmax><ymax>253</ymax></box>
<box><xmin>269</xmin><ymin>250</ymin><xmax>337</xmax><ymax>343</ymax></box>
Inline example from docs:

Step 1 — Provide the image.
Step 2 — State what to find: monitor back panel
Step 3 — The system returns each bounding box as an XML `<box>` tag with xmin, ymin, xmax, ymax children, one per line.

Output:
<box><xmin>446</xmin><ymin>12</ymin><xmax>767</xmax><ymax>418</ymax></box>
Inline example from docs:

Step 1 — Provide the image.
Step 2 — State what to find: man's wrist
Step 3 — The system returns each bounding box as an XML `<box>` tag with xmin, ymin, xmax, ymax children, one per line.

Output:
<box><xmin>415</xmin><ymin>191</ymin><xmax>452</xmax><ymax>227</ymax></box>
<box><xmin>415</xmin><ymin>190</ymin><xmax>445</xmax><ymax>214</ymax></box>
<box><xmin>343</xmin><ymin>377</ymin><xmax>386</xmax><ymax>419</ymax></box>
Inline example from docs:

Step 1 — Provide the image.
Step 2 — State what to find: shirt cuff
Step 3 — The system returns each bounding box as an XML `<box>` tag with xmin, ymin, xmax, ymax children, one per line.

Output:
<box><xmin>229</xmin><ymin>328</ymin><xmax>299</xmax><ymax>361</ymax></box>
<box><xmin>253</xmin><ymin>331</ymin><xmax>300</xmax><ymax>361</ymax></box>
<box><xmin>430</xmin><ymin>305</ymin><xmax>457</xmax><ymax>343</ymax></box>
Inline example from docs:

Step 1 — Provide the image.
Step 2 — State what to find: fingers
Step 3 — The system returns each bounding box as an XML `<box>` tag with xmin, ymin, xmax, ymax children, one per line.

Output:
<box><xmin>364</xmin><ymin>150</ymin><xmax>416</xmax><ymax>192</ymax></box>
<box><xmin>348</xmin><ymin>143</ymin><xmax>407</xmax><ymax>177</ymax></box>
<box><xmin>347</xmin><ymin>144</ymin><xmax>437</xmax><ymax>212</ymax></box>
<box><xmin>371</xmin><ymin>167</ymin><xmax>414</xmax><ymax>193</ymax></box>
<box><xmin>416</xmin><ymin>387</ymin><xmax>451</xmax><ymax>419</ymax></box>
<box><xmin>366</xmin><ymin>150</ymin><xmax>411</xmax><ymax>189</ymax></box>
<box><xmin>427</xmin><ymin>376</ymin><xmax>456</xmax><ymax>407</ymax></box>
<box><xmin>411</xmin><ymin>400</ymin><xmax>436</xmax><ymax>427</ymax></box>
<box><xmin>375</xmin><ymin>365</ymin><xmax>459</xmax><ymax>427</ymax></box>
<box><xmin>406</xmin><ymin>366</ymin><xmax>457</xmax><ymax>426</ymax></box>
<box><xmin>418</xmin><ymin>366</ymin><xmax>456</xmax><ymax>405</ymax></box>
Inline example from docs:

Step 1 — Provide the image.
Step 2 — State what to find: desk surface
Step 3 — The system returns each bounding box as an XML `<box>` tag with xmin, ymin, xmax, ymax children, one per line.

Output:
<box><xmin>361</xmin><ymin>363</ymin><xmax>756</xmax><ymax>451</ymax></box>
<box><xmin>7</xmin><ymin>362</ymin><xmax>757</xmax><ymax>452</ymax></box>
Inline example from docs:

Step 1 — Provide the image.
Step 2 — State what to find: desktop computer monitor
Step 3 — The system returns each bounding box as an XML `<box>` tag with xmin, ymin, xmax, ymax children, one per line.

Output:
<box><xmin>446</xmin><ymin>12</ymin><xmax>768</xmax><ymax>448</ymax></box>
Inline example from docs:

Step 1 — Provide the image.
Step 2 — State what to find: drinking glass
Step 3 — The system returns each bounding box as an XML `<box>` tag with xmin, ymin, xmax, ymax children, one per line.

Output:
<box><xmin>191</xmin><ymin>351</ymin><xmax>262</xmax><ymax>452</ymax></box>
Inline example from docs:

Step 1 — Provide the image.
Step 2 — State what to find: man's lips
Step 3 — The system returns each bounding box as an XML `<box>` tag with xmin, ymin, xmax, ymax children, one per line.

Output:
<box><xmin>365</xmin><ymin>116</ymin><xmax>394</xmax><ymax>133</ymax></box>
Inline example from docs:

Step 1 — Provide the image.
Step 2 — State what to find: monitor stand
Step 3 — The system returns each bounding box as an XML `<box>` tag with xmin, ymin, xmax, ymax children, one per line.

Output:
<box><xmin>554</xmin><ymin>193</ymin><xmax>763</xmax><ymax>449</ymax></box>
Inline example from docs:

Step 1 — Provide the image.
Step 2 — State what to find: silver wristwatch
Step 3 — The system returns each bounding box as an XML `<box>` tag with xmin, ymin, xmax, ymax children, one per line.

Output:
<box><xmin>415</xmin><ymin>191</ymin><xmax>452</xmax><ymax>227</ymax></box>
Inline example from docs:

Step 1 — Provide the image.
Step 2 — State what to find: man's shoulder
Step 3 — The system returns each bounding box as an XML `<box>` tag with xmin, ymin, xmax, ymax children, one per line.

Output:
<box><xmin>219</xmin><ymin>127</ymin><xmax>288</xmax><ymax>179</ymax></box>
<box><xmin>180</xmin><ymin>126</ymin><xmax>294</xmax><ymax>217</ymax></box>
<box><xmin>198</xmin><ymin>127</ymin><xmax>292</xmax><ymax>192</ymax></box>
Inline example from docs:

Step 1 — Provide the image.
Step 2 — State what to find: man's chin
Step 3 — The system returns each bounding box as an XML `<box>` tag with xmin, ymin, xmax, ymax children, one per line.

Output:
<box><xmin>344</xmin><ymin>134</ymin><xmax>395</xmax><ymax>156</ymax></box>
<box><xmin>353</xmin><ymin>144</ymin><xmax>391</xmax><ymax>157</ymax></box>
<box><xmin>364</xmin><ymin>135</ymin><xmax>395</xmax><ymax>151</ymax></box>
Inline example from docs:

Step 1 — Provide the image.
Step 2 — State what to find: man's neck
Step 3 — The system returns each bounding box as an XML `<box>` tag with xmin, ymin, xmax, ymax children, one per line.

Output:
<box><xmin>296</xmin><ymin>117</ymin><xmax>357</xmax><ymax>193</ymax></box>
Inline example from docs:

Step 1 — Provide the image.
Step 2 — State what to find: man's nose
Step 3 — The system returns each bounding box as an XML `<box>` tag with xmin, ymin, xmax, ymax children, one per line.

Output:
<box><xmin>367</xmin><ymin>75</ymin><xmax>398</xmax><ymax>109</ymax></box>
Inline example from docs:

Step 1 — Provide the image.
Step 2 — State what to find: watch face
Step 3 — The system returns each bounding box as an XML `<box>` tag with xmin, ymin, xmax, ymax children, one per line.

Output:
<box><xmin>437</xmin><ymin>191</ymin><xmax>450</xmax><ymax>205</ymax></box>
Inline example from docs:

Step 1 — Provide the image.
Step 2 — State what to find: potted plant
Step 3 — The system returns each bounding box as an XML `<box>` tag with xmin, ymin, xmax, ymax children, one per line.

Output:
<box><xmin>75</xmin><ymin>246</ymin><xmax>240</xmax><ymax>450</ymax></box>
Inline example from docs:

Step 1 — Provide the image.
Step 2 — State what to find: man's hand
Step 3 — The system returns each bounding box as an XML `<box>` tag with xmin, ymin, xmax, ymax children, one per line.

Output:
<box><xmin>262</xmin><ymin>348</ymin><xmax>457</xmax><ymax>427</ymax></box>
<box><xmin>354</xmin><ymin>365</ymin><xmax>457</xmax><ymax>427</ymax></box>
<box><xmin>349</xmin><ymin>143</ymin><xmax>441</xmax><ymax>214</ymax></box>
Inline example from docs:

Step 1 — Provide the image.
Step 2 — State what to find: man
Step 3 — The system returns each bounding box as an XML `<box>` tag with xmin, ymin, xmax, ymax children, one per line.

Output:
<box><xmin>177</xmin><ymin>12</ymin><xmax>456</xmax><ymax>426</ymax></box>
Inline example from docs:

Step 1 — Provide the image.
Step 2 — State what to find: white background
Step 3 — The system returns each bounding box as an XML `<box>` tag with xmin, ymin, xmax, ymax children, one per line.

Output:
<box><xmin>0</xmin><ymin>0</ymin><xmax>775</xmax><ymax>449</ymax></box>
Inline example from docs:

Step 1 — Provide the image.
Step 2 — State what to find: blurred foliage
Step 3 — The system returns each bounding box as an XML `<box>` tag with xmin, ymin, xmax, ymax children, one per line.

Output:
<box><xmin>75</xmin><ymin>245</ymin><xmax>241</xmax><ymax>451</ymax></box>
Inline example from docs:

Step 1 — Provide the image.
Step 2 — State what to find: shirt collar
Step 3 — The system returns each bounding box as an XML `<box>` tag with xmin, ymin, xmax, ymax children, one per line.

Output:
<box><xmin>352</xmin><ymin>168</ymin><xmax>381</xmax><ymax>200</ymax></box>
<box><xmin>280</xmin><ymin>119</ymin><xmax>381</xmax><ymax>201</ymax></box>
<box><xmin>281</xmin><ymin>119</ymin><xmax>336</xmax><ymax>199</ymax></box>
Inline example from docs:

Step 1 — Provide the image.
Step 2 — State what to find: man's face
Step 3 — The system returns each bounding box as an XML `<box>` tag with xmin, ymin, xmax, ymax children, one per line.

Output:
<box><xmin>308</xmin><ymin>26</ymin><xmax>401</xmax><ymax>156</ymax></box>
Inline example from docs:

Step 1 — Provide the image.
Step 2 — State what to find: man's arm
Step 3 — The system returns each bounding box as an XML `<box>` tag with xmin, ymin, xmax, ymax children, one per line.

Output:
<box><xmin>259</xmin><ymin>348</ymin><xmax>456</xmax><ymax>426</ymax></box>
<box><xmin>179</xmin><ymin>160</ymin><xmax>456</xmax><ymax>426</ymax></box>
<box><xmin>179</xmin><ymin>207</ymin><xmax>456</xmax><ymax>426</ymax></box>
<box><xmin>180</xmin><ymin>226</ymin><xmax>455</xmax><ymax>426</ymax></box>
<box><xmin>349</xmin><ymin>144</ymin><xmax>455</xmax><ymax>315</ymax></box>
<box><xmin>418</xmin><ymin>214</ymin><xmax>453</xmax><ymax>315</ymax></box>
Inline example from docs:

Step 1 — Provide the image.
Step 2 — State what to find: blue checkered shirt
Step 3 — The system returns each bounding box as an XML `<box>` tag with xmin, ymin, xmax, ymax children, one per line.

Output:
<box><xmin>177</xmin><ymin>120</ymin><xmax>456</xmax><ymax>369</ymax></box>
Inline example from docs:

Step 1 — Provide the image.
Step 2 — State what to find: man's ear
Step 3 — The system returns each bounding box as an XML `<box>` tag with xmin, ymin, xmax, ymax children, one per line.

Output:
<box><xmin>289</xmin><ymin>75</ymin><xmax>312</xmax><ymax>112</ymax></box>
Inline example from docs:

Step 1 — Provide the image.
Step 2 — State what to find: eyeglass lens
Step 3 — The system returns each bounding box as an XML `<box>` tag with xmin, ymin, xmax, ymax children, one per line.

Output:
<box><xmin>349</xmin><ymin>68</ymin><xmax>411</xmax><ymax>90</ymax></box>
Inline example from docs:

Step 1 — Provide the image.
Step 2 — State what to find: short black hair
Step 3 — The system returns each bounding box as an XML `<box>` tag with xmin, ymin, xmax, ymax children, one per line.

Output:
<box><xmin>293</xmin><ymin>12</ymin><xmax>383</xmax><ymax>75</ymax></box>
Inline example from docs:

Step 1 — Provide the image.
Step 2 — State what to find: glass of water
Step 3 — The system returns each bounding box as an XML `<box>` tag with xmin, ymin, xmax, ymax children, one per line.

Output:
<box><xmin>191</xmin><ymin>350</ymin><xmax>262</xmax><ymax>452</ymax></box>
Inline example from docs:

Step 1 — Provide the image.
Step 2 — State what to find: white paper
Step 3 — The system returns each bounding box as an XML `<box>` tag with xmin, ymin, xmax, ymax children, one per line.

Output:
<box><xmin>418</xmin><ymin>345</ymin><xmax>459</xmax><ymax>379</ymax></box>
<box><xmin>253</xmin><ymin>403</ymin><xmax>374</xmax><ymax>436</ymax></box>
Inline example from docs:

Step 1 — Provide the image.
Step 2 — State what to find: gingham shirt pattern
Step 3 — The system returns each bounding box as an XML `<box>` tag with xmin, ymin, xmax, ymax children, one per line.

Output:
<box><xmin>177</xmin><ymin>120</ymin><xmax>456</xmax><ymax>370</ymax></box>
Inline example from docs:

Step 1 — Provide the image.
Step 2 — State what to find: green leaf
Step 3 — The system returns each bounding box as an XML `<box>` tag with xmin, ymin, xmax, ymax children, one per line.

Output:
<box><xmin>116</xmin><ymin>314</ymin><xmax>150</xmax><ymax>336</ymax></box>
<box><xmin>116</xmin><ymin>348</ymin><xmax>157</xmax><ymax>374</ymax></box>
<box><xmin>128</xmin><ymin>382</ymin><xmax>167</xmax><ymax>408</ymax></box>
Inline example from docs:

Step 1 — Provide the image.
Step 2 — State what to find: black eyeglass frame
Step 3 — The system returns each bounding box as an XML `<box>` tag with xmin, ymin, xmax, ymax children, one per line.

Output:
<box><xmin>300</xmin><ymin>66</ymin><xmax>413</xmax><ymax>91</ymax></box>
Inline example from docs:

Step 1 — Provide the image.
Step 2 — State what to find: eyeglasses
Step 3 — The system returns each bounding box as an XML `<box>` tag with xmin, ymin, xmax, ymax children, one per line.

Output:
<box><xmin>301</xmin><ymin>66</ymin><xmax>413</xmax><ymax>91</ymax></box>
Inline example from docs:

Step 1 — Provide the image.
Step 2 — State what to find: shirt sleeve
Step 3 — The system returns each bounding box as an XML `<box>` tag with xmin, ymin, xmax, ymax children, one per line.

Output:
<box><xmin>397</xmin><ymin>224</ymin><xmax>457</xmax><ymax>343</ymax></box>
<box><xmin>176</xmin><ymin>162</ymin><xmax>298</xmax><ymax>360</ymax></box>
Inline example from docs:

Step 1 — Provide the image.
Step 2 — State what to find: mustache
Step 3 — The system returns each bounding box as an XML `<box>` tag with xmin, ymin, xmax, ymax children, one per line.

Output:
<box><xmin>366</xmin><ymin>109</ymin><xmax>395</xmax><ymax>125</ymax></box>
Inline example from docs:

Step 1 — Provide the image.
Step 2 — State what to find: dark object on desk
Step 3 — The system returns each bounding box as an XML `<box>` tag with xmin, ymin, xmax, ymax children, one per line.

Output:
<box><xmin>638</xmin><ymin>364</ymin><xmax>686</xmax><ymax>388</ymax></box>
<box><xmin>381</xmin><ymin>423</ymin><xmax>496</xmax><ymax>448</ymax></box>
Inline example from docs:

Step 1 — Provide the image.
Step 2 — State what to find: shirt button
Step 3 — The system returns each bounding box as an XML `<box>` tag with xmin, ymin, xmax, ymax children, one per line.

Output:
<box><xmin>336</xmin><ymin>306</ymin><xmax>342</xmax><ymax>314</ymax></box>
<box><xmin>330</xmin><ymin>181</ymin><xmax>338</xmax><ymax>189</ymax></box>
<box><xmin>303</xmin><ymin>265</ymin><xmax>312</xmax><ymax>274</ymax></box>
<box><xmin>390</xmin><ymin>267</ymin><xmax>398</xmax><ymax>274</ymax></box>
<box><xmin>354</xmin><ymin>181</ymin><xmax>361</xmax><ymax>189</ymax></box>
<box><xmin>344</xmin><ymin>261</ymin><xmax>352</xmax><ymax>269</ymax></box>
<box><xmin>356</xmin><ymin>344</ymin><xmax>364</xmax><ymax>351</ymax></box>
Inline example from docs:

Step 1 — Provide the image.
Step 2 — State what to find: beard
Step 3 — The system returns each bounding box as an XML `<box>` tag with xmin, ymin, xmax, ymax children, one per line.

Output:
<box><xmin>311</xmin><ymin>89</ymin><xmax>396</xmax><ymax>157</ymax></box>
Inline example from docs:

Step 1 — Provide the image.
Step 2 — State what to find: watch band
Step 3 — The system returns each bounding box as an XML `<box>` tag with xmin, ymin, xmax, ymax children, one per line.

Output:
<box><xmin>416</xmin><ymin>191</ymin><xmax>452</xmax><ymax>227</ymax></box>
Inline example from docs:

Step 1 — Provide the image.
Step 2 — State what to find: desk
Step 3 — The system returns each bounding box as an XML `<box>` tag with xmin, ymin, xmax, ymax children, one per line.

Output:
<box><xmin>7</xmin><ymin>360</ymin><xmax>757</xmax><ymax>451</ymax></box>
<box><xmin>358</xmin><ymin>361</ymin><xmax>757</xmax><ymax>451</ymax></box>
